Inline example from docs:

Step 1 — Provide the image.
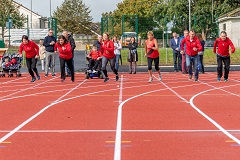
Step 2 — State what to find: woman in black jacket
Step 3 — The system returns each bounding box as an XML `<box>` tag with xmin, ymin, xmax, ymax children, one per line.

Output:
<box><xmin>127</xmin><ymin>37</ymin><xmax>138</xmax><ymax>74</ymax></box>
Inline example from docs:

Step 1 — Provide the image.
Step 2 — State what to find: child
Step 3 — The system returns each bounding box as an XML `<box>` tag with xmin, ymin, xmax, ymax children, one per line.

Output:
<box><xmin>87</xmin><ymin>45</ymin><xmax>102</xmax><ymax>73</ymax></box>
<box><xmin>39</xmin><ymin>39</ymin><xmax>46</xmax><ymax>71</ymax></box>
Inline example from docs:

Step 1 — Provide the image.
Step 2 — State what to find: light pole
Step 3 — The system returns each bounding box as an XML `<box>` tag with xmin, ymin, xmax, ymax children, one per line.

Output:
<box><xmin>189</xmin><ymin>0</ymin><xmax>191</xmax><ymax>30</ymax></box>
<box><xmin>30</xmin><ymin>0</ymin><xmax>32</xmax><ymax>29</ymax></box>
<box><xmin>50</xmin><ymin>0</ymin><xmax>52</xmax><ymax>17</ymax></box>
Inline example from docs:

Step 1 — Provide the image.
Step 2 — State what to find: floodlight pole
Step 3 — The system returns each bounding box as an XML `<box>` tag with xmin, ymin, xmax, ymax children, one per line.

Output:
<box><xmin>189</xmin><ymin>0</ymin><xmax>191</xmax><ymax>30</ymax></box>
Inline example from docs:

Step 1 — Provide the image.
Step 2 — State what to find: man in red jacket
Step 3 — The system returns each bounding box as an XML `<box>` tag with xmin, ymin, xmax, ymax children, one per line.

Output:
<box><xmin>213</xmin><ymin>31</ymin><xmax>235</xmax><ymax>82</ymax></box>
<box><xmin>180</xmin><ymin>30</ymin><xmax>202</xmax><ymax>81</ymax></box>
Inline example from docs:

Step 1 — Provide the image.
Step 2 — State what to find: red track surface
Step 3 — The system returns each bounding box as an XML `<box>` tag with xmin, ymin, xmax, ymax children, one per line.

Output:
<box><xmin>0</xmin><ymin>72</ymin><xmax>240</xmax><ymax>160</ymax></box>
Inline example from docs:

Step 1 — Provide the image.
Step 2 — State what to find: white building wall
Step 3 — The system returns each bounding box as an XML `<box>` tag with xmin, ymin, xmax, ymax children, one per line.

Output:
<box><xmin>18</xmin><ymin>7</ymin><xmax>41</xmax><ymax>29</ymax></box>
<box><xmin>219</xmin><ymin>18</ymin><xmax>240</xmax><ymax>48</ymax></box>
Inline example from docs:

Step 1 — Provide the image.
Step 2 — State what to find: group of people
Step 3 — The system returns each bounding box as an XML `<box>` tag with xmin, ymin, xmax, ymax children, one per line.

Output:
<box><xmin>19</xmin><ymin>29</ymin><xmax>76</xmax><ymax>82</ymax></box>
<box><xmin>18</xmin><ymin>28</ymin><xmax>235</xmax><ymax>83</ymax></box>
<box><xmin>171</xmin><ymin>30</ymin><xmax>235</xmax><ymax>82</ymax></box>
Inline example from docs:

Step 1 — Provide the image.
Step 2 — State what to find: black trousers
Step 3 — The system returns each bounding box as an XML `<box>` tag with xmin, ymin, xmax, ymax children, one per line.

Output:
<box><xmin>59</xmin><ymin>57</ymin><xmax>74</xmax><ymax>81</ymax></box>
<box><xmin>26</xmin><ymin>57</ymin><xmax>39</xmax><ymax>77</ymax></box>
<box><xmin>147</xmin><ymin>57</ymin><xmax>160</xmax><ymax>71</ymax></box>
<box><xmin>173</xmin><ymin>52</ymin><xmax>182</xmax><ymax>71</ymax></box>
<box><xmin>217</xmin><ymin>55</ymin><xmax>230</xmax><ymax>79</ymax></box>
<box><xmin>89</xmin><ymin>59</ymin><xmax>100</xmax><ymax>70</ymax></box>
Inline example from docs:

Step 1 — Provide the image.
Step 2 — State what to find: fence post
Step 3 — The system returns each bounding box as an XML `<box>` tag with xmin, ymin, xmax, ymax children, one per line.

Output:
<box><xmin>140</xmin><ymin>48</ymin><xmax>143</xmax><ymax>65</ymax></box>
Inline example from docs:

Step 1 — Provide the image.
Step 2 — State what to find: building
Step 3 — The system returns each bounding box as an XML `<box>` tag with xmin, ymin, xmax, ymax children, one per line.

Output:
<box><xmin>218</xmin><ymin>8</ymin><xmax>240</xmax><ymax>47</ymax></box>
<box><xmin>13</xmin><ymin>1</ymin><xmax>48</xmax><ymax>29</ymax></box>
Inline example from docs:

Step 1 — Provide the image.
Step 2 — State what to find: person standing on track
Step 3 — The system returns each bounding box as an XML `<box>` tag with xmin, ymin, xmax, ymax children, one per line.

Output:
<box><xmin>44</xmin><ymin>29</ymin><xmax>57</xmax><ymax>77</ymax></box>
<box><xmin>62</xmin><ymin>30</ymin><xmax>76</xmax><ymax>77</ymax></box>
<box><xmin>94</xmin><ymin>35</ymin><xmax>103</xmax><ymax>51</ymax></box>
<box><xmin>179</xmin><ymin>30</ymin><xmax>189</xmax><ymax>74</ymax></box>
<box><xmin>113</xmin><ymin>35</ymin><xmax>122</xmax><ymax>72</ymax></box>
<box><xmin>180</xmin><ymin>30</ymin><xmax>202</xmax><ymax>81</ymax></box>
<box><xmin>128</xmin><ymin>37</ymin><xmax>138</xmax><ymax>74</ymax></box>
<box><xmin>196</xmin><ymin>33</ymin><xmax>205</xmax><ymax>74</ymax></box>
<box><xmin>19</xmin><ymin>35</ymin><xmax>40</xmax><ymax>82</ymax></box>
<box><xmin>144</xmin><ymin>31</ymin><xmax>162</xmax><ymax>83</ymax></box>
<box><xmin>54</xmin><ymin>35</ymin><xmax>74</xmax><ymax>82</ymax></box>
<box><xmin>101</xmin><ymin>32</ymin><xmax>119</xmax><ymax>82</ymax></box>
<box><xmin>170</xmin><ymin>32</ymin><xmax>181</xmax><ymax>72</ymax></box>
<box><xmin>213</xmin><ymin>31</ymin><xmax>235</xmax><ymax>82</ymax></box>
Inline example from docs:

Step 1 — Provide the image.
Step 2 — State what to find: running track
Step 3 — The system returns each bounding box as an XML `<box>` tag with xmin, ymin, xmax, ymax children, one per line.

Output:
<box><xmin>0</xmin><ymin>72</ymin><xmax>240</xmax><ymax>160</ymax></box>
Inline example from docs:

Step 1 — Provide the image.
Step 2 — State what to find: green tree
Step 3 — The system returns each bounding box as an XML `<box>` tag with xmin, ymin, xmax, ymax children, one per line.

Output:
<box><xmin>53</xmin><ymin>0</ymin><xmax>93</xmax><ymax>34</ymax></box>
<box><xmin>153</xmin><ymin>0</ymin><xmax>240</xmax><ymax>40</ymax></box>
<box><xmin>0</xmin><ymin>0</ymin><xmax>25</xmax><ymax>39</ymax></box>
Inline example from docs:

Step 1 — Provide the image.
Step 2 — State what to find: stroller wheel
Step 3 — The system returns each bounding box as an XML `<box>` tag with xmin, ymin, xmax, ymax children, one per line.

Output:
<box><xmin>85</xmin><ymin>74</ymin><xmax>89</xmax><ymax>79</ymax></box>
<box><xmin>17</xmin><ymin>74</ymin><xmax>22</xmax><ymax>77</ymax></box>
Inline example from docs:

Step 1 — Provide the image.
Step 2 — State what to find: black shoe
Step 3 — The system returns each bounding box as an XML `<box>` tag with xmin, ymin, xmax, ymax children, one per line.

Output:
<box><xmin>116</xmin><ymin>75</ymin><xmax>119</xmax><ymax>81</ymax></box>
<box><xmin>133</xmin><ymin>72</ymin><xmax>136</xmax><ymax>74</ymax></box>
<box><xmin>45</xmin><ymin>74</ymin><xmax>48</xmax><ymax>77</ymax></box>
<box><xmin>194</xmin><ymin>78</ymin><xmax>198</xmax><ymax>82</ymax></box>
<box><xmin>52</xmin><ymin>74</ymin><xmax>56</xmax><ymax>77</ymax></box>
<box><xmin>189</xmin><ymin>75</ymin><xmax>192</xmax><ymax>79</ymax></box>
<box><xmin>31</xmin><ymin>77</ymin><xmax>36</xmax><ymax>82</ymax></box>
<box><xmin>37</xmin><ymin>74</ymin><xmax>40</xmax><ymax>80</ymax></box>
<box><xmin>129</xmin><ymin>71</ymin><xmax>132</xmax><ymax>74</ymax></box>
<box><xmin>104</xmin><ymin>77</ymin><xmax>109</xmax><ymax>82</ymax></box>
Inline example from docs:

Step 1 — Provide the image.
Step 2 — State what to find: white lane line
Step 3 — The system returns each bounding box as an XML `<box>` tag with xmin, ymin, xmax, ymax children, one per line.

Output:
<box><xmin>190</xmin><ymin>89</ymin><xmax>240</xmax><ymax>145</ymax></box>
<box><xmin>118</xmin><ymin>75</ymin><xmax>123</xmax><ymax>104</ymax></box>
<box><xmin>0</xmin><ymin>77</ymin><xmax>58</xmax><ymax>100</ymax></box>
<box><xmin>114</xmin><ymin>87</ymin><xmax>169</xmax><ymax>160</ymax></box>
<box><xmin>52</xmin><ymin>79</ymin><xmax>87</xmax><ymax>104</ymax></box>
<box><xmin>0</xmin><ymin>79</ymin><xmax>86</xmax><ymax>144</ymax></box>
<box><xmin>153</xmin><ymin>75</ymin><xmax>189</xmax><ymax>103</ymax></box>
<box><xmin>0</xmin><ymin>129</ymin><xmax>240</xmax><ymax>133</ymax></box>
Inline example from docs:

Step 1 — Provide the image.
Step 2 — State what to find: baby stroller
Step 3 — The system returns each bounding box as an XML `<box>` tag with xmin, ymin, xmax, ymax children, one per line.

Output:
<box><xmin>0</xmin><ymin>53</ymin><xmax>22</xmax><ymax>77</ymax></box>
<box><xmin>85</xmin><ymin>57</ymin><xmax>103</xmax><ymax>79</ymax></box>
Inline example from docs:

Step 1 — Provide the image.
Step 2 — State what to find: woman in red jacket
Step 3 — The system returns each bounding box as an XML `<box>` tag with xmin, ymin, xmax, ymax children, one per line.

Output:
<box><xmin>19</xmin><ymin>35</ymin><xmax>40</xmax><ymax>82</ymax></box>
<box><xmin>101</xmin><ymin>32</ymin><xmax>119</xmax><ymax>82</ymax></box>
<box><xmin>213</xmin><ymin>31</ymin><xmax>235</xmax><ymax>82</ymax></box>
<box><xmin>54</xmin><ymin>35</ymin><xmax>74</xmax><ymax>82</ymax></box>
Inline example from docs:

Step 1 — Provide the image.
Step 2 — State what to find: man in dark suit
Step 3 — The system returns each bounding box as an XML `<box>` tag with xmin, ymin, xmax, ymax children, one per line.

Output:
<box><xmin>170</xmin><ymin>32</ymin><xmax>182</xmax><ymax>72</ymax></box>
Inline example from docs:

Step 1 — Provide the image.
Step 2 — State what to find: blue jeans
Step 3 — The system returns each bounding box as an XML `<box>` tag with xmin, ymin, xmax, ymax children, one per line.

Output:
<box><xmin>115</xmin><ymin>54</ymin><xmax>120</xmax><ymax>71</ymax></box>
<box><xmin>186</xmin><ymin>54</ymin><xmax>199</xmax><ymax>79</ymax></box>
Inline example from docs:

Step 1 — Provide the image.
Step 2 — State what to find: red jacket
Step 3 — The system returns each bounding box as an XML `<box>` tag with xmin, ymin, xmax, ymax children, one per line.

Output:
<box><xmin>54</xmin><ymin>42</ymin><xmax>72</xmax><ymax>60</ymax></box>
<box><xmin>88</xmin><ymin>50</ymin><xmax>102</xmax><ymax>60</ymax></box>
<box><xmin>102</xmin><ymin>40</ymin><xmax>115</xmax><ymax>59</ymax></box>
<box><xmin>213</xmin><ymin>37</ymin><xmax>235</xmax><ymax>57</ymax></box>
<box><xmin>181</xmin><ymin>36</ymin><xmax>202</xmax><ymax>56</ymax></box>
<box><xmin>19</xmin><ymin>41</ymin><xmax>39</xmax><ymax>58</ymax></box>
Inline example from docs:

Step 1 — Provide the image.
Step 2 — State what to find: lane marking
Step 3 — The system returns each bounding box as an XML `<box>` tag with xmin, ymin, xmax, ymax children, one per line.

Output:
<box><xmin>0</xmin><ymin>79</ymin><xmax>86</xmax><ymax>144</ymax></box>
<box><xmin>118</xmin><ymin>75</ymin><xmax>123</xmax><ymax>104</ymax></box>
<box><xmin>0</xmin><ymin>129</ymin><xmax>240</xmax><ymax>133</ymax></box>
<box><xmin>0</xmin><ymin>77</ymin><xmax>58</xmax><ymax>100</ymax></box>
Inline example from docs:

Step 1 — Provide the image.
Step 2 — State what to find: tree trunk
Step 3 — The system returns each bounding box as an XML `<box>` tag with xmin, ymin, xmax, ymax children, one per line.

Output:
<box><xmin>201</xmin><ymin>28</ymin><xmax>206</xmax><ymax>40</ymax></box>
<box><xmin>1</xmin><ymin>27</ymin><xmax>4</xmax><ymax>39</ymax></box>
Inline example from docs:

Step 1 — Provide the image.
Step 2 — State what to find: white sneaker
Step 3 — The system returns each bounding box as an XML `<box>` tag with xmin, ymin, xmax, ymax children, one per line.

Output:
<box><xmin>158</xmin><ymin>74</ymin><xmax>162</xmax><ymax>81</ymax></box>
<box><xmin>92</xmin><ymin>70</ymin><xmax>97</xmax><ymax>73</ymax></box>
<box><xmin>148</xmin><ymin>77</ymin><xmax>153</xmax><ymax>83</ymax></box>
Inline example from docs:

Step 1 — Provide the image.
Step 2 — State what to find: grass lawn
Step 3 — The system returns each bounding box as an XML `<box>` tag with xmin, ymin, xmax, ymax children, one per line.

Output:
<box><xmin>120</xmin><ymin>48</ymin><xmax>240</xmax><ymax>66</ymax></box>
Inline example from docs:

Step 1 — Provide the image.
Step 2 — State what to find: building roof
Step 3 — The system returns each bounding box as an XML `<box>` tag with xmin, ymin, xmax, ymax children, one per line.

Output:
<box><xmin>219</xmin><ymin>7</ymin><xmax>240</xmax><ymax>19</ymax></box>
<box><xmin>218</xmin><ymin>7</ymin><xmax>240</xmax><ymax>22</ymax></box>
<box><xmin>13</xmin><ymin>0</ymin><xmax>42</xmax><ymax>17</ymax></box>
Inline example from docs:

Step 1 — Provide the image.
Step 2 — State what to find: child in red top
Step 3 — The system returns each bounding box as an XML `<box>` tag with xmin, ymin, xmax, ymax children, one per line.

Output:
<box><xmin>213</xmin><ymin>31</ymin><xmax>235</xmax><ymax>82</ymax></box>
<box><xmin>87</xmin><ymin>45</ymin><xmax>102</xmax><ymax>73</ymax></box>
<box><xmin>54</xmin><ymin>35</ymin><xmax>74</xmax><ymax>82</ymax></box>
<box><xmin>18</xmin><ymin>35</ymin><xmax>40</xmax><ymax>82</ymax></box>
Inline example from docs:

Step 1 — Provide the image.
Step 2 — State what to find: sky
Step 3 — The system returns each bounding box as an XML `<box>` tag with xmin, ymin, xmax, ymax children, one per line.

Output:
<box><xmin>14</xmin><ymin>0</ymin><xmax>122</xmax><ymax>22</ymax></box>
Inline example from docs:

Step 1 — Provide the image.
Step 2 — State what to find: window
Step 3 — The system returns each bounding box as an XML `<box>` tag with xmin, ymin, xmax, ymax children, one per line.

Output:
<box><xmin>223</xmin><ymin>23</ymin><xmax>226</xmax><ymax>31</ymax></box>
